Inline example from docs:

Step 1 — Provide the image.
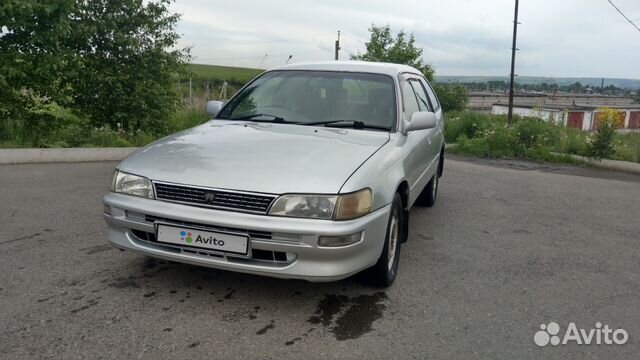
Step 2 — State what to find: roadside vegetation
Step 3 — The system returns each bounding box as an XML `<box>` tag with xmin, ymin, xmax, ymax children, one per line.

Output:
<box><xmin>3</xmin><ymin>6</ymin><xmax>636</xmax><ymax>168</ymax></box>
<box><xmin>0</xmin><ymin>0</ymin><xmax>191</xmax><ymax>148</ymax></box>
<box><xmin>445</xmin><ymin>111</ymin><xmax>640</xmax><ymax>164</ymax></box>
<box><xmin>0</xmin><ymin>104</ymin><xmax>209</xmax><ymax>148</ymax></box>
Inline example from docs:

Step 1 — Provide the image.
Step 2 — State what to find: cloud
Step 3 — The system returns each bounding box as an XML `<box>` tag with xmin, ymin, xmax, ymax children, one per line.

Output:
<box><xmin>171</xmin><ymin>0</ymin><xmax>640</xmax><ymax>78</ymax></box>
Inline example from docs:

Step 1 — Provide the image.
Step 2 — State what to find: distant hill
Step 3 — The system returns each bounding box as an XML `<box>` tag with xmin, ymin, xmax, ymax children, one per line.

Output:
<box><xmin>187</xmin><ymin>64</ymin><xmax>262</xmax><ymax>85</ymax></box>
<box><xmin>186</xmin><ymin>64</ymin><xmax>640</xmax><ymax>90</ymax></box>
<box><xmin>435</xmin><ymin>75</ymin><xmax>640</xmax><ymax>90</ymax></box>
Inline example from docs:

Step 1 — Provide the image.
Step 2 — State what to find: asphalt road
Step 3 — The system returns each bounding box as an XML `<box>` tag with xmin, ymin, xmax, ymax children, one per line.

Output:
<box><xmin>1</xmin><ymin>157</ymin><xmax>639</xmax><ymax>360</ymax></box>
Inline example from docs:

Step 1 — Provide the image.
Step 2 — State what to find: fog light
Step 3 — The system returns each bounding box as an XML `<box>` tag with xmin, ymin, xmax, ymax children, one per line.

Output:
<box><xmin>103</xmin><ymin>204</ymin><xmax>112</xmax><ymax>215</ymax></box>
<box><xmin>318</xmin><ymin>232</ymin><xmax>362</xmax><ymax>247</ymax></box>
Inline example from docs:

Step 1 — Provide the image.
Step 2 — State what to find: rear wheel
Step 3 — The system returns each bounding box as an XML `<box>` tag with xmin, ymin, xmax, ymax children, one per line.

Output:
<box><xmin>419</xmin><ymin>174</ymin><xmax>438</xmax><ymax>207</ymax></box>
<box><xmin>365</xmin><ymin>192</ymin><xmax>403</xmax><ymax>287</ymax></box>
<box><xmin>416</xmin><ymin>154</ymin><xmax>442</xmax><ymax>207</ymax></box>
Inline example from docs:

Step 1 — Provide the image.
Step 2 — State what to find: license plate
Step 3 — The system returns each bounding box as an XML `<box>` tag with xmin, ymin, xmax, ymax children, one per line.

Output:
<box><xmin>155</xmin><ymin>224</ymin><xmax>249</xmax><ymax>255</ymax></box>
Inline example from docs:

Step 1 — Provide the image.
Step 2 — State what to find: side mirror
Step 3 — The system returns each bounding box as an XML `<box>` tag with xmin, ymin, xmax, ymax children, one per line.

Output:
<box><xmin>206</xmin><ymin>101</ymin><xmax>224</xmax><ymax>117</ymax></box>
<box><xmin>406</xmin><ymin>111</ymin><xmax>437</xmax><ymax>132</ymax></box>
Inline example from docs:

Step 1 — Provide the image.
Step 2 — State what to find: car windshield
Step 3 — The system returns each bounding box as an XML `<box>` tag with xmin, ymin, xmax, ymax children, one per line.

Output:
<box><xmin>217</xmin><ymin>70</ymin><xmax>397</xmax><ymax>130</ymax></box>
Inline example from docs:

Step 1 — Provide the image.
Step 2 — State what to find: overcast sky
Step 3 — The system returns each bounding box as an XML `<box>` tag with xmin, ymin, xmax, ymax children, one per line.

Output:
<box><xmin>171</xmin><ymin>0</ymin><xmax>640</xmax><ymax>79</ymax></box>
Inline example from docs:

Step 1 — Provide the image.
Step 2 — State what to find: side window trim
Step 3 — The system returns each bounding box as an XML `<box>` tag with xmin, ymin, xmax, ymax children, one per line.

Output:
<box><xmin>409</xmin><ymin>78</ymin><xmax>433</xmax><ymax>112</ymax></box>
<box><xmin>420</xmin><ymin>77</ymin><xmax>441</xmax><ymax>112</ymax></box>
<box><xmin>400</xmin><ymin>76</ymin><xmax>421</xmax><ymax>121</ymax></box>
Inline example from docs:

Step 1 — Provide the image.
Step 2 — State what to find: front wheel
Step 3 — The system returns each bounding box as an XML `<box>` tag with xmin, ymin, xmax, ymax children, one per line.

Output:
<box><xmin>364</xmin><ymin>192</ymin><xmax>404</xmax><ymax>287</ymax></box>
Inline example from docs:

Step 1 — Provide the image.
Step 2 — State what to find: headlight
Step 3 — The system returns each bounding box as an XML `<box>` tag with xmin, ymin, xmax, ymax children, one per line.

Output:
<box><xmin>334</xmin><ymin>188</ymin><xmax>372</xmax><ymax>220</ymax></box>
<box><xmin>269</xmin><ymin>194</ymin><xmax>338</xmax><ymax>219</ymax></box>
<box><xmin>111</xmin><ymin>170</ymin><xmax>154</xmax><ymax>199</ymax></box>
<box><xmin>269</xmin><ymin>188</ymin><xmax>371</xmax><ymax>220</ymax></box>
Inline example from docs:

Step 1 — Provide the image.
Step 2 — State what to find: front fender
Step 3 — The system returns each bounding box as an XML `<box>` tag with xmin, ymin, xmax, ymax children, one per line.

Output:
<box><xmin>339</xmin><ymin>134</ymin><xmax>409</xmax><ymax>211</ymax></box>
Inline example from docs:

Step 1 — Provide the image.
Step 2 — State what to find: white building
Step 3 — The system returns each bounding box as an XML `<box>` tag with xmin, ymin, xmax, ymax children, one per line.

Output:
<box><xmin>491</xmin><ymin>103</ymin><xmax>640</xmax><ymax>131</ymax></box>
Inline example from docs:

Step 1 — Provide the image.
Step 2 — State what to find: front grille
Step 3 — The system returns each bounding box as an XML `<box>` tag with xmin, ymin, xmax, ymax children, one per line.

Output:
<box><xmin>154</xmin><ymin>182</ymin><xmax>276</xmax><ymax>214</ymax></box>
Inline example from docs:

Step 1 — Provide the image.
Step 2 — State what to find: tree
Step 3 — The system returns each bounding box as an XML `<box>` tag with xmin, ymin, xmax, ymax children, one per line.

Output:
<box><xmin>0</xmin><ymin>0</ymin><xmax>77</xmax><ymax>140</ymax></box>
<box><xmin>351</xmin><ymin>24</ymin><xmax>434</xmax><ymax>81</ymax></box>
<box><xmin>568</xmin><ymin>82</ymin><xmax>584</xmax><ymax>94</ymax></box>
<box><xmin>66</xmin><ymin>0</ymin><xmax>190</xmax><ymax>132</ymax></box>
<box><xmin>433</xmin><ymin>84</ymin><xmax>468</xmax><ymax>112</ymax></box>
<box><xmin>0</xmin><ymin>0</ymin><xmax>189</xmax><ymax>140</ymax></box>
<box><xmin>590</xmin><ymin>107</ymin><xmax>624</xmax><ymax>159</ymax></box>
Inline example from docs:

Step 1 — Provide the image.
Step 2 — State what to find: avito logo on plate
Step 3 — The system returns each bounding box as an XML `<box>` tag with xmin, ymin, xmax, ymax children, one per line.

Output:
<box><xmin>179</xmin><ymin>231</ymin><xmax>193</xmax><ymax>243</ymax></box>
<box><xmin>534</xmin><ymin>322</ymin><xmax>628</xmax><ymax>347</ymax></box>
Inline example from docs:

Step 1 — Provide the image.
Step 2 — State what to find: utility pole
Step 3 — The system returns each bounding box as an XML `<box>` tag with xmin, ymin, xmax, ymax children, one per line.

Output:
<box><xmin>189</xmin><ymin>77</ymin><xmax>192</xmax><ymax>105</ymax></box>
<box><xmin>507</xmin><ymin>0</ymin><xmax>520</xmax><ymax>126</ymax></box>
<box><xmin>600</xmin><ymin>78</ymin><xmax>605</xmax><ymax>94</ymax></box>
<box><xmin>335</xmin><ymin>31</ymin><xmax>341</xmax><ymax>60</ymax></box>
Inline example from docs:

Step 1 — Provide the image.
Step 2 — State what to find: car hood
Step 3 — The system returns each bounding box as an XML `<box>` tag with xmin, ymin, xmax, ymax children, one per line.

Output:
<box><xmin>118</xmin><ymin>120</ymin><xmax>389</xmax><ymax>194</ymax></box>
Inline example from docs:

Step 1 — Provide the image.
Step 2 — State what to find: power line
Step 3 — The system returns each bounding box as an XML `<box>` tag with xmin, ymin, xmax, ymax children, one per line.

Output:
<box><xmin>606</xmin><ymin>0</ymin><xmax>640</xmax><ymax>33</ymax></box>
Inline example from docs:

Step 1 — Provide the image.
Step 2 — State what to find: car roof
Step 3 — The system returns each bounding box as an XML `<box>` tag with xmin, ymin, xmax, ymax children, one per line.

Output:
<box><xmin>269</xmin><ymin>60</ymin><xmax>424</xmax><ymax>78</ymax></box>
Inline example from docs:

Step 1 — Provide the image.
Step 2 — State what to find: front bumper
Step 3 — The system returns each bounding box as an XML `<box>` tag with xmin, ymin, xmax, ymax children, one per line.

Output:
<box><xmin>103</xmin><ymin>193</ymin><xmax>391</xmax><ymax>282</ymax></box>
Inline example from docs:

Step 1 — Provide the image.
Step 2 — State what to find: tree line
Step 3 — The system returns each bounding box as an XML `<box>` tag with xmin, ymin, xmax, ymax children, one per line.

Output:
<box><xmin>0</xmin><ymin>0</ymin><xmax>189</xmax><ymax>145</ymax></box>
<box><xmin>1</xmin><ymin>7</ymin><xmax>467</xmax><ymax>147</ymax></box>
<box><xmin>461</xmin><ymin>80</ymin><xmax>631</xmax><ymax>96</ymax></box>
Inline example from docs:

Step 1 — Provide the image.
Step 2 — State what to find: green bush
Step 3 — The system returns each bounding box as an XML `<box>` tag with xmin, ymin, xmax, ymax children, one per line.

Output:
<box><xmin>433</xmin><ymin>84</ymin><xmax>468</xmax><ymax>112</ymax></box>
<box><xmin>456</xmin><ymin>136</ymin><xmax>489</xmax><ymax>157</ymax></box>
<box><xmin>557</xmin><ymin>128</ymin><xmax>589</xmax><ymax>156</ymax></box>
<box><xmin>0</xmin><ymin>103</ymin><xmax>212</xmax><ymax>149</ymax></box>
<box><xmin>514</xmin><ymin>118</ymin><xmax>560</xmax><ymax>148</ymax></box>
<box><xmin>445</xmin><ymin>111</ymin><xmax>639</xmax><ymax>164</ymax></box>
<box><xmin>487</xmin><ymin>125</ymin><xmax>520</xmax><ymax>157</ymax></box>
<box><xmin>15</xmin><ymin>99</ymin><xmax>89</xmax><ymax>148</ymax></box>
<box><xmin>167</xmin><ymin>106</ymin><xmax>210</xmax><ymax>134</ymax></box>
<box><xmin>612</xmin><ymin>133</ymin><xmax>640</xmax><ymax>163</ymax></box>
<box><xmin>589</xmin><ymin>108</ymin><xmax>624</xmax><ymax>159</ymax></box>
<box><xmin>445</xmin><ymin>111</ymin><xmax>504</xmax><ymax>143</ymax></box>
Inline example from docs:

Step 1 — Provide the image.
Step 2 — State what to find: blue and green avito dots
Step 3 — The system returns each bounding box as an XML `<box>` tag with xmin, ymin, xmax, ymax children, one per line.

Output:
<box><xmin>180</xmin><ymin>231</ymin><xmax>193</xmax><ymax>243</ymax></box>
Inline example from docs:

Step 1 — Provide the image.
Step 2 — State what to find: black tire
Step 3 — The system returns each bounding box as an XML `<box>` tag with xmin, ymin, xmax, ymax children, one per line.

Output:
<box><xmin>416</xmin><ymin>152</ymin><xmax>443</xmax><ymax>207</ymax></box>
<box><xmin>438</xmin><ymin>148</ymin><xmax>445</xmax><ymax>178</ymax></box>
<box><xmin>417</xmin><ymin>174</ymin><xmax>438</xmax><ymax>207</ymax></box>
<box><xmin>365</xmin><ymin>192</ymin><xmax>404</xmax><ymax>287</ymax></box>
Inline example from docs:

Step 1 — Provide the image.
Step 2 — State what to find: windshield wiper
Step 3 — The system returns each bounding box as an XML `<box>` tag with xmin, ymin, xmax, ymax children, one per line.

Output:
<box><xmin>303</xmin><ymin>120</ymin><xmax>390</xmax><ymax>130</ymax></box>
<box><xmin>227</xmin><ymin>113</ymin><xmax>296</xmax><ymax>124</ymax></box>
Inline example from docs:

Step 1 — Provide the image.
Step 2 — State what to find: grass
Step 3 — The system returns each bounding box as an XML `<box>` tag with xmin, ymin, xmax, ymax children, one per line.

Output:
<box><xmin>445</xmin><ymin>111</ymin><xmax>640</xmax><ymax>164</ymax></box>
<box><xmin>613</xmin><ymin>133</ymin><xmax>640</xmax><ymax>163</ymax></box>
<box><xmin>187</xmin><ymin>64</ymin><xmax>262</xmax><ymax>85</ymax></box>
<box><xmin>0</xmin><ymin>105</ymin><xmax>210</xmax><ymax>149</ymax></box>
<box><xmin>180</xmin><ymin>64</ymin><xmax>263</xmax><ymax>102</ymax></box>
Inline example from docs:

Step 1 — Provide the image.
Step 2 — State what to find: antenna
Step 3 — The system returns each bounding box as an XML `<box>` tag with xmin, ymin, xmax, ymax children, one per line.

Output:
<box><xmin>257</xmin><ymin>54</ymin><xmax>268</xmax><ymax>69</ymax></box>
<box><xmin>285</xmin><ymin>55</ymin><xmax>293</xmax><ymax>64</ymax></box>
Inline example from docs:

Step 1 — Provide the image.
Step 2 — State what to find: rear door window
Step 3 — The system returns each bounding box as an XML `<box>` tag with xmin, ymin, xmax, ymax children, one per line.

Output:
<box><xmin>401</xmin><ymin>80</ymin><xmax>420</xmax><ymax>121</ymax></box>
<box><xmin>421</xmin><ymin>79</ymin><xmax>441</xmax><ymax>112</ymax></box>
<box><xmin>409</xmin><ymin>79</ymin><xmax>432</xmax><ymax>112</ymax></box>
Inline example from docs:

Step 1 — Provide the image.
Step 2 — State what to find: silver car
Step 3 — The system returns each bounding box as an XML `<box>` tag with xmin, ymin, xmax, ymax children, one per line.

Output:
<box><xmin>103</xmin><ymin>61</ymin><xmax>445</xmax><ymax>286</ymax></box>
